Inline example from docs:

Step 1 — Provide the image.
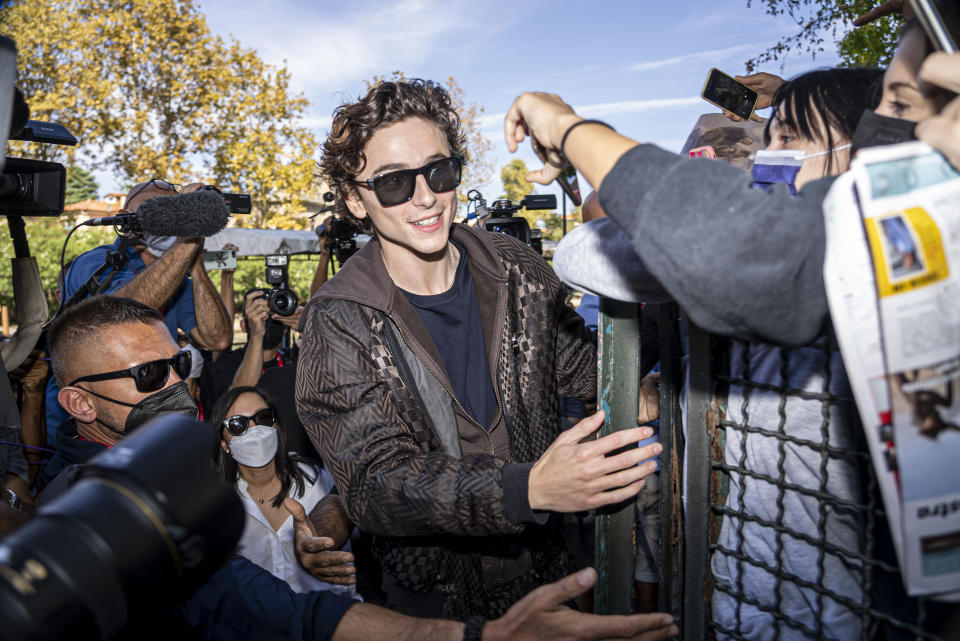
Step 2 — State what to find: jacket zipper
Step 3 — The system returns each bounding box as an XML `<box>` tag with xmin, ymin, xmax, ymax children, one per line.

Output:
<box><xmin>385</xmin><ymin>313</ymin><xmax>495</xmax><ymax>455</ymax></box>
<box><xmin>490</xmin><ymin>288</ymin><xmax>512</xmax><ymax>459</ymax></box>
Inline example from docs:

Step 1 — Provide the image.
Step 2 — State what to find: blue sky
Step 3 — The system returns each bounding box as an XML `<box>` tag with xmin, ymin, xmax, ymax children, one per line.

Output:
<box><xmin>109</xmin><ymin>0</ymin><xmax>846</xmax><ymax>207</ymax></box>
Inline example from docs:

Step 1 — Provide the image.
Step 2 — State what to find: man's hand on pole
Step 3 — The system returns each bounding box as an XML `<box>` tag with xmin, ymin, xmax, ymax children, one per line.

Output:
<box><xmin>528</xmin><ymin>410</ymin><xmax>662</xmax><ymax>513</ymax></box>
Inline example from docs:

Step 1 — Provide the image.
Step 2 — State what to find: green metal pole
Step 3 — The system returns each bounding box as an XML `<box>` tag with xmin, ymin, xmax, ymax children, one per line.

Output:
<box><xmin>594</xmin><ymin>298</ymin><xmax>641</xmax><ymax>615</ymax></box>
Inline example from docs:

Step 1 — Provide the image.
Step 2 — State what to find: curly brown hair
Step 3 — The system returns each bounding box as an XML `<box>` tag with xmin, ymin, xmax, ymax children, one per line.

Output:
<box><xmin>320</xmin><ymin>78</ymin><xmax>466</xmax><ymax>232</ymax></box>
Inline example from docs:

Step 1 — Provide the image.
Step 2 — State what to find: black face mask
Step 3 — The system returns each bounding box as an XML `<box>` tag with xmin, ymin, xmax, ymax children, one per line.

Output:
<box><xmin>262</xmin><ymin>318</ymin><xmax>285</xmax><ymax>351</ymax></box>
<box><xmin>850</xmin><ymin>109</ymin><xmax>918</xmax><ymax>158</ymax></box>
<box><xmin>83</xmin><ymin>381</ymin><xmax>199</xmax><ymax>436</ymax></box>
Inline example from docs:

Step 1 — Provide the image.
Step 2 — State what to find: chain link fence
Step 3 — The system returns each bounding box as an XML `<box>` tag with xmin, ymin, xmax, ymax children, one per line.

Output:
<box><xmin>646</xmin><ymin>303</ymin><xmax>957</xmax><ymax>641</ymax></box>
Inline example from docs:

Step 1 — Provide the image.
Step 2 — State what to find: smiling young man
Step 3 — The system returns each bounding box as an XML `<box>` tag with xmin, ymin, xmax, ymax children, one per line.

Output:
<box><xmin>296</xmin><ymin>79</ymin><xmax>662</xmax><ymax>622</ymax></box>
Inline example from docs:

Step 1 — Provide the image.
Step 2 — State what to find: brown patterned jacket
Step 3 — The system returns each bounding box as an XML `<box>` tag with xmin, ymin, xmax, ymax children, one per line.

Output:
<box><xmin>295</xmin><ymin>223</ymin><xmax>596</xmax><ymax>619</ymax></box>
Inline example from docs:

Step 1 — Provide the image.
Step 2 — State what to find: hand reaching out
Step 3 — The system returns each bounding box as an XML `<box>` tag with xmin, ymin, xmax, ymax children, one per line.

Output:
<box><xmin>483</xmin><ymin>566</ymin><xmax>679</xmax><ymax>641</ymax></box>
<box><xmin>285</xmin><ymin>498</ymin><xmax>357</xmax><ymax>586</ymax></box>
<box><xmin>528</xmin><ymin>410</ymin><xmax>662</xmax><ymax>512</ymax></box>
<box><xmin>852</xmin><ymin>0</ymin><xmax>914</xmax><ymax>26</ymax></box>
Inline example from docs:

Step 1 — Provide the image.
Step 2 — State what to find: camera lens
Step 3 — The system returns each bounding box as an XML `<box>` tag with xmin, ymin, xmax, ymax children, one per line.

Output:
<box><xmin>0</xmin><ymin>416</ymin><xmax>244</xmax><ymax>641</ymax></box>
<box><xmin>0</xmin><ymin>172</ymin><xmax>31</xmax><ymax>200</ymax></box>
<box><xmin>268</xmin><ymin>288</ymin><xmax>298</xmax><ymax>316</ymax></box>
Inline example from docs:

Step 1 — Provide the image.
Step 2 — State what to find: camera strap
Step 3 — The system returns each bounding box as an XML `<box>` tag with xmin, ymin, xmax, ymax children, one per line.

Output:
<box><xmin>60</xmin><ymin>234</ymin><xmax>138</xmax><ymax>311</ymax></box>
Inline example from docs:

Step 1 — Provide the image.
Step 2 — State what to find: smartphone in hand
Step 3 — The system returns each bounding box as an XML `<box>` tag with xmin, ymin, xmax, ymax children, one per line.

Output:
<box><xmin>531</xmin><ymin>136</ymin><xmax>583</xmax><ymax>206</ymax></box>
<box><xmin>701</xmin><ymin>68</ymin><xmax>759</xmax><ymax>121</ymax></box>
<box><xmin>203</xmin><ymin>249</ymin><xmax>237</xmax><ymax>271</ymax></box>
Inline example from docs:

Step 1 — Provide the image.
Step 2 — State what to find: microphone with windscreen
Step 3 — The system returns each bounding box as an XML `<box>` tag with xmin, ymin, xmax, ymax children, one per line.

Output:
<box><xmin>85</xmin><ymin>189</ymin><xmax>230</xmax><ymax>237</ymax></box>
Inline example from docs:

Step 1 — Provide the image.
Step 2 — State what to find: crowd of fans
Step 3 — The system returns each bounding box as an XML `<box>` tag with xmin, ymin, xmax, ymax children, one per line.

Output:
<box><xmin>1</xmin><ymin>0</ymin><xmax>959</xmax><ymax>639</ymax></box>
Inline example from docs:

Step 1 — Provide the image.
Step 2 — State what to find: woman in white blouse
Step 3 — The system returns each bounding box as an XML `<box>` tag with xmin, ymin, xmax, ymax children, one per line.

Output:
<box><xmin>209</xmin><ymin>385</ymin><xmax>356</xmax><ymax>598</ymax></box>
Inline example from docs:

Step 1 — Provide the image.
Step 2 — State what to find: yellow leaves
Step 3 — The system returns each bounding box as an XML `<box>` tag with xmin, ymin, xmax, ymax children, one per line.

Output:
<box><xmin>1</xmin><ymin>0</ymin><xmax>319</xmax><ymax>227</ymax></box>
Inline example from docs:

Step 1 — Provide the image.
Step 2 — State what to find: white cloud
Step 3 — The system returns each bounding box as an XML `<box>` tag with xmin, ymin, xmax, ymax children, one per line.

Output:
<box><xmin>576</xmin><ymin>96</ymin><xmax>701</xmax><ymax>117</ymax></box>
<box><xmin>629</xmin><ymin>43</ymin><xmax>763</xmax><ymax>73</ymax></box>
<box><xmin>201</xmin><ymin>0</ymin><xmax>526</xmax><ymax>97</ymax></box>
<box><xmin>477</xmin><ymin>96</ymin><xmax>702</xmax><ymax>133</ymax></box>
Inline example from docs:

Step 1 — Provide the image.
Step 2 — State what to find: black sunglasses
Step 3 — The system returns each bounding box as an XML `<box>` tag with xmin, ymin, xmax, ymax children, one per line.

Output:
<box><xmin>222</xmin><ymin>408</ymin><xmax>277</xmax><ymax>437</ymax></box>
<box><xmin>124</xmin><ymin>178</ymin><xmax>181</xmax><ymax>209</ymax></box>
<box><xmin>70</xmin><ymin>351</ymin><xmax>192</xmax><ymax>393</ymax></box>
<box><xmin>347</xmin><ymin>155</ymin><xmax>462</xmax><ymax>207</ymax></box>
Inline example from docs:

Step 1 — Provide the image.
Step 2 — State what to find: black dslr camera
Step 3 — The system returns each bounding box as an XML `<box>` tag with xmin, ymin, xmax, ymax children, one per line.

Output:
<box><xmin>262</xmin><ymin>254</ymin><xmax>298</xmax><ymax>316</ymax></box>
<box><xmin>468</xmin><ymin>189</ymin><xmax>557</xmax><ymax>248</ymax></box>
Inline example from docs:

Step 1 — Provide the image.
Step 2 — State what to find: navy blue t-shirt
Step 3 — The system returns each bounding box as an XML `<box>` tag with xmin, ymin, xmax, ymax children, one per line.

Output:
<box><xmin>401</xmin><ymin>243</ymin><xmax>498</xmax><ymax>430</ymax></box>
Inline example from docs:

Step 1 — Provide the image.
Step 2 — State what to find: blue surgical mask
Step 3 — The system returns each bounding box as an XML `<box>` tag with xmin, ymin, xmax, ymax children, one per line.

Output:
<box><xmin>750</xmin><ymin>144</ymin><xmax>851</xmax><ymax>195</ymax></box>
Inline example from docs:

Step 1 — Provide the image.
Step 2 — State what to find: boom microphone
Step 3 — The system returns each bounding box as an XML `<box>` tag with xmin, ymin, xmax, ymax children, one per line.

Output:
<box><xmin>86</xmin><ymin>190</ymin><xmax>230</xmax><ymax>237</ymax></box>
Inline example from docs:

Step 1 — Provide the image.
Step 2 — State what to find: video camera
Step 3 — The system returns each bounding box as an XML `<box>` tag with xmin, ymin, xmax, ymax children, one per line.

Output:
<box><xmin>317</xmin><ymin>217</ymin><xmax>360</xmax><ymax>265</ymax></box>
<box><xmin>260</xmin><ymin>254</ymin><xmax>298</xmax><ymax>316</ymax></box>
<box><xmin>1</xmin><ymin>105</ymin><xmax>76</xmax><ymax>217</ymax></box>
<box><xmin>467</xmin><ymin>189</ymin><xmax>556</xmax><ymax>248</ymax></box>
<box><xmin>0</xmin><ymin>415</ymin><xmax>245</xmax><ymax>641</ymax></box>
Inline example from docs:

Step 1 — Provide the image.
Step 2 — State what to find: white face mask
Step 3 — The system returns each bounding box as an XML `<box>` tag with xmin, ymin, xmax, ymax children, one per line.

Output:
<box><xmin>751</xmin><ymin>144</ymin><xmax>851</xmax><ymax>195</ymax></box>
<box><xmin>228</xmin><ymin>425</ymin><xmax>278</xmax><ymax>468</ymax></box>
<box><xmin>141</xmin><ymin>233</ymin><xmax>178</xmax><ymax>257</ymax></box>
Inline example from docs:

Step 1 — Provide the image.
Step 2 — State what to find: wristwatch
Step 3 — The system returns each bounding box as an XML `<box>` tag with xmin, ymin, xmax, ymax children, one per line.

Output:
<box><xmin>462</xmin><ymin>616</ymin><xmax>485</xmax><ymax>641</ymax></box>
<box><xmin>4</xmin><ymin>488</ymin><xmax>23</xmax><ymax>512</ymax></box>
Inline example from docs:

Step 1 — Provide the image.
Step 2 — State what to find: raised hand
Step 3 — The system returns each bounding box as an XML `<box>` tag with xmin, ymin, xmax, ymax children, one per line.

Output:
<box><xmin>284</xmin><ymin>497</ymin><xmax>357</xmax><ymax>586</ymax></box>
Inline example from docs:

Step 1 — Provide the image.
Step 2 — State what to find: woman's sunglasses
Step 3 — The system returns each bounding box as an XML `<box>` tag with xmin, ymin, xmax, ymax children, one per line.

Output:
<box><xmin>222</xmin><ymin>408</ymin><xmax>277</xmax><ymax>437</ymax></box>
<box><xmin>70</xmin><ymin>351</ymin><xmax>193</xmax><ymax>393</ymax></box>
<box><xmin>347</xmin><ymin>155</ymin><xmax>462</xmax><ymax>207</ymax></box>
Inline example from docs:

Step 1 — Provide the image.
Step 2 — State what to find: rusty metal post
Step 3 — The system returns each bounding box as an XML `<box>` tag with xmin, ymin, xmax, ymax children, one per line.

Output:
<box><xmin>595</xmin><ymin>298</ymin><xmax>641</xmax><ymax>614</ymax></box>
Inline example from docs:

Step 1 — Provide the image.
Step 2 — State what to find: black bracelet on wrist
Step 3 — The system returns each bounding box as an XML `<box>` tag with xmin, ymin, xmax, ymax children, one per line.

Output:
<box><xmin>560</xmin><ymin>119</ymin><xmax>615</xmax><ymax>160</ymax></box>
<box><xmin>462</xmin><ymin>615</ymin><xmax>485</xmax><ymax>641</ymax></box>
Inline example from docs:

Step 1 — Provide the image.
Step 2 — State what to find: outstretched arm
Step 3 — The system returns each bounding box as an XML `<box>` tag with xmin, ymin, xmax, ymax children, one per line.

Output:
<box><xmin>229</xmin><ymin>291</ymin><xmax>267</xmax><ymax>389</ymax></box>
<box><xmin>188</xmin><ymin>253</ymin><xmax>233</xmax><ymax>351</ymax></box>
<box><xmin>331</xmin><ymin>567</ymin><xmax>678</xmax><ymax>641</ymax></box>
<box><xmin>114</xmin><ymin>238</ymin><xmax>202</xmax><ymax>309</ymax></box>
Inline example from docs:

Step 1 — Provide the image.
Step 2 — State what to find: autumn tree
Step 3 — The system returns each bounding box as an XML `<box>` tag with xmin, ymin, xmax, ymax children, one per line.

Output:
<box><xmin>365</xmin><ymin>72</ymin><xmax>493</xmax><ymax>197</ymax></box>
<box><xmin>744</xmin><ymin>0</ymin><xmax>903</xmax><ymax>71</ymax></box>
<box><xmin>64</xmin><ymin>166</ymin><xmax>99</xmax><ymax>204</ymax></box>
<box><xmin>0</xmin><ymin>0</ymin><xmax>318</xmax><ymax>227</ymax></box>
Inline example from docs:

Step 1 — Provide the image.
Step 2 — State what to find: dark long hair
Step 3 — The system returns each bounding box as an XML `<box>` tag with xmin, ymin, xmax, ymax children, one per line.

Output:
<box><xmin>764</xmin><ymin>67</ymin><xmax>883</xmax><ymax>175</ymax></box>
<box><xmin>208</xmin><ymin>386</ymin><xmax>315</xmax><ymax>508</ymax></box>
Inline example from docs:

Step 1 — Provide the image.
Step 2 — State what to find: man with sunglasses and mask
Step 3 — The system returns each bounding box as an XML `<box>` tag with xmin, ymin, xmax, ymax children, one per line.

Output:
<box><xmin>298</xmin><ymin>79</ymin><xmax>662</xmax><ymax>623</ymax></box>
<box><xmin>35</xmin><ymin>295</ymin><xmax>199</xmax><ymax>495</ymax></box>
<box><xmin>43</xmin><ymin>179</ymin><xmax>233</xmax><ymax>449</ymax></box>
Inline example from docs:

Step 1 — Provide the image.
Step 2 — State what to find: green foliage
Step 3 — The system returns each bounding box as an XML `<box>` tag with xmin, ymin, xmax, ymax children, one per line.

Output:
<box><xmin>0</xmin><ymin>0</ymin><xmax>319</xmax><ymax>227</ymax></box>
<box><xmin>500</xmin><ymin>159</ymin><xmax>534</xmax><ymax>203</ymax></box>
<box><xmin>0</xmin><ymin>218</ymin><xmax>115</xmax><ymax>314</ymax></box>
<box><xmin>64</xmin><ymin>166</ymin><xmax>99</xmax><ymax>205</ymax></box>
<box><xmin>744</xmin><ymin>0</ymin><xmax>901</xmax><ymax>72</ymax></box>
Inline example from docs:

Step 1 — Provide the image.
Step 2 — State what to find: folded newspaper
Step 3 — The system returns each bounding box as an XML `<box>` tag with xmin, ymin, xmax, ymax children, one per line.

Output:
<box><xmin>823</xmin><ymin>141</ymin><xmax>960</xmax><ymax>597</ymax></box>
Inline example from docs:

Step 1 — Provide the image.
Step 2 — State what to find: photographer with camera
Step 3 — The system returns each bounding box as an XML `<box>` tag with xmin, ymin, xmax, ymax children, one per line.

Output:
<box><xmin>43</xmin><ymin>180</ymin><xmax>233</xmax><ymax>449</ymax></box>
<box><xmin>199</xmin><ymin>250</ymin><xmax>318</xmax><ymax>455</ymax></box>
